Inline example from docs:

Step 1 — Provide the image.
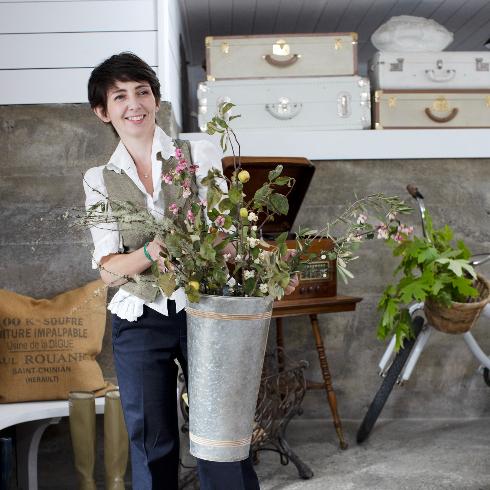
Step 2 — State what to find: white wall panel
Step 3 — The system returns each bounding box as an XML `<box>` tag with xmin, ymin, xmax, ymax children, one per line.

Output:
<box><xmin>0</xmin><ymin>31</ymin><xmax>157</xmax><ymax>69</ymax></box>
<box><xmin>0</xmin><ymin>66</ymin><xmax>159</xmax><ymax>104</ymax></box>
<box><xmin>0</xmin><ymin>1</ymin><xmax>156</xmax><ymax>34</ymax></box>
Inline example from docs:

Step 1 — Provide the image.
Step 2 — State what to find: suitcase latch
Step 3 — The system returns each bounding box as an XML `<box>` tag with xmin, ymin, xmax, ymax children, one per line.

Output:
<box><xmin>273</xmin><ymin>39</ymin><xmax>290</xmax><ymax>56</ymax></box>
<box><xmin>335</xmin><ymin>38</ymin><xmax>342</xmax><ymax>50</ymax></box>
<box><xmin>389</xmin><ymin>96</ymin><xmax>396</xmax><ymax>108</ymax></box>
<box><xmin>476</xmin><ymin>58</ymin><xmax>489</xmax><ymax>71</ymax></box>
<box><xmin>433</xmin><ymin>95</ymin><xmax>450</xmax><ymax>112</ymax></box>
<box><xmin>221</xmin><ymin>42</ymin><xmax>229</xmax><ymax>54</ymax></box>
<box><xmin>337</xmin><ymin>92</ymin><xmax>352</xmax><ymax>117</ymax></box>
<box><xmin>390</xmin><ymin>58</ymin><xmax>404</xmax><ymax>71</ymax></box>
<box><xmin>486</xmin><ymin>96</ymin><xmax>490</xmax><ymax>108</ymax></box>
<box><xmin>265</xmin><ymin>97</ymin><xmax>302</xmax><ymax>119</ymax></box>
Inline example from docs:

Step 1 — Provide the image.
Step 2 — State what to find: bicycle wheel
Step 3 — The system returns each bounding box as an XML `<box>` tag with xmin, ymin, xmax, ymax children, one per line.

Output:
<box><xmin>483</xmin><ymin>368</ymin><xmax>490</xmax><ymax>388</ymax></box>
<box><xmin>356</xmin><ymin>316</ymin><xmax>425</xmax><ymax>443</ymax></box>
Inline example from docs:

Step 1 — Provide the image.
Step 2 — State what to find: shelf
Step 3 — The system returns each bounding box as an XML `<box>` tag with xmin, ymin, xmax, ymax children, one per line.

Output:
<box><xmin>180</xmin><ymin>129</ymin><xmax>490</xmax><ymax>160</ymax></box>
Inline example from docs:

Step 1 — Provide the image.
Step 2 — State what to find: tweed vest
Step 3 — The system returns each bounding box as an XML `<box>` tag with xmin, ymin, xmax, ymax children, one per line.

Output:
<box><xmin>103</xmin><ymin>139</ymin><xmax>198</xmax><ymax>302</ymax></box>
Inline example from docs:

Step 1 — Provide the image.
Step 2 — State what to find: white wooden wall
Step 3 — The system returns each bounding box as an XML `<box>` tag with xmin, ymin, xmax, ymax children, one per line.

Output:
<box><xmin>0</xmin><ymin>0</ymin><xmax>184</xmax><ymax>126</ymax></box>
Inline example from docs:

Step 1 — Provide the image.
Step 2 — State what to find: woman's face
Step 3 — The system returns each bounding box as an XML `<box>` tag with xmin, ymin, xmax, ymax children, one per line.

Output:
<box><xmin>94</xmin><ymin>80</ymin><xmax>159</xmax><ymax>141</ymax></box>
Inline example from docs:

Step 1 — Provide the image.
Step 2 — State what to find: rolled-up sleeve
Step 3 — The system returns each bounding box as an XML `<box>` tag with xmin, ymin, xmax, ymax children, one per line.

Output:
<box><xmin>83</xmin><ymin>167</ymin><xmax>123</xmax><ymax>268</ymax></box>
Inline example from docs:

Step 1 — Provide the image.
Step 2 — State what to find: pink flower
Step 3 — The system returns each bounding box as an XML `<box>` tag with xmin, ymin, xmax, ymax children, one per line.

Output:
<box><xmin>162</xmin><ymin>173</ymin><xmax>173</xmax><ymax>184</ymax></box>
<box><xmin>182</xmin><ymin>249</ymin><xmax>188</xmax><ymax>254</ymax></box>
<box><xmin>183</xmin><ymin>178</ymin><xmax>191</xmax><ymax>187</ymax></box>
<box><xmin>183</xmin><ymin>188</ymin><xmax>191</xmax><ymax>198</ymax></box>
<box><xmin>215</xmin><ymin>216</ymin><xmax>225</xmax><ymax>227</ymax></box>
<box><xmin>169</xmin><ymin>204</ymin><xmax>179</xmax><ymax>215</ymax></box>
<box><xmin>357</xmin><ymin>213</ymin><xmax>368</xmax><ymax>224</ymax></box>
<box><xmin>189</xmin><ymin>164</ymin><xmax>198</xmax><ymax>174</ymax></box>
<box><xmin>186</xmin><ymin>210</ymin><xmax>195</xmax><ymax>223</ymax></box>
<box><xmin>175</xmin><ymin>149</ymin><xmax>182</xmax><ymax>158</ymax></box>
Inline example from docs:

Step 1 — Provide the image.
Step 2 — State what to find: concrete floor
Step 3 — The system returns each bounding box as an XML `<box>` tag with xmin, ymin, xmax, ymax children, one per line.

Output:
<box><xmin>20</xmin><ymin>416</ymin><xmax>490</xmax><ymax>489</ymax></box>
<box><xmin>251</xmin><ymin>418</ymin><xmax>490</xmax><ymax>490</ymax></box>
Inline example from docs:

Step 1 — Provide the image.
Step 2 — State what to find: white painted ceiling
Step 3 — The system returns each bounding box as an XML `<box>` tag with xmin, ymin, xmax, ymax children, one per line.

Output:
<box><xmin>179</xmin><ymin>0</ymin><xmax>490</xmax><ymax>72</ymax></box>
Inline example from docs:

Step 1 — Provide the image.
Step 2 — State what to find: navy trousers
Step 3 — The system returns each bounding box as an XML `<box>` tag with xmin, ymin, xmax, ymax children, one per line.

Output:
<box><xmin>112</xmin><ymin>301</ymin><xmax>260</xmax><ymax>490</ymax></box>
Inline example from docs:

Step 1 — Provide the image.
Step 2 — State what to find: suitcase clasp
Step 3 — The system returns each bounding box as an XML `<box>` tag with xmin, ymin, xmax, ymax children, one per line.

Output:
<box><xmin>337</xmin><ymin>92</ymin><xmax>352</xmax><ymax>117</ymax></box>
<box><xmin>265</xmin><ymin>97</ymin><xmax>302</xmax><ymax>120</ymax></box>
<box><xmin>476</xmin><ymin>58</ymin><xmax>489</xmax><ymax>71</ymax></box>
<box><xmin>335</xmin><ymin>38</ymin><xmax>342</xmax><ymax>50</ymax></box>
<box><xmin>221</xmin><ymin>42</ymin><xmax>229</xmax><ymax>54</ymax></box>
<box><xmin>273</xmin><ymin>39</ymin><xmax>290</xmax><ymax>56</ymax></box>
<box><xmin>433</xmin><ymin>95</ymin><xmax>450</xmax><ymax>112</ymax></box>
<box><xmin>390</xmin><ymin>58</ymin><xmax>404</xmax><ymax>72</ymax></box>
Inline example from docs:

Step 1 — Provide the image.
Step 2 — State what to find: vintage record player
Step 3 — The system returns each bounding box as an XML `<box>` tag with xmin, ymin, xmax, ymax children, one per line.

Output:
<box><xmin>221</xmin><ymin>156</ymin><xmax>337</xmax><ymax>300</ymax></box>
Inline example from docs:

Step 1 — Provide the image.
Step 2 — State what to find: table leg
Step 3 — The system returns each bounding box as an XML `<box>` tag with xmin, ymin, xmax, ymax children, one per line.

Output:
<box><xmin>16</xmin><ymin>417</ymin><xmax>61</xmax><ymax>490</ymax></box>
<box><xmin>276</xmin><ymin>318</ymin><xmax>285</xmax><ymax>372</ymax></box>
<box><xmin>310</xmin><ymin>314</ymin><xmax>348</xmax><ymax>450</ymax></box>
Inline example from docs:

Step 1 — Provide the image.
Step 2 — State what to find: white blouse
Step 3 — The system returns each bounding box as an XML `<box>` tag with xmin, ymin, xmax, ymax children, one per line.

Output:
<box><xmin>83</xmin><ymin>126</ymin><xmax>228</xmax><ymax>321</ymax></box>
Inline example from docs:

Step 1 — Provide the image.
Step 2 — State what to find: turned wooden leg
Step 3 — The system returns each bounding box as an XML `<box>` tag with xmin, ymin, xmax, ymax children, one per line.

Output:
<box><xmin>310</xmin><ymin>313</ymin><xmax>348</xmax><ymax>450</ymax></box>
<box><xmin>276</xmin><ymin>317</ymin><xmax>285</xmax><ymax>372</ymax></box>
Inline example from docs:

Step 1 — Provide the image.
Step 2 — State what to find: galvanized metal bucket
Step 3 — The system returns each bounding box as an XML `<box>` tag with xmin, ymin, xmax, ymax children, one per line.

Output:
<box><xmin>185</xmin><ymin>294</ymin><xmax>274</xmax><ymax>462</ymax></box>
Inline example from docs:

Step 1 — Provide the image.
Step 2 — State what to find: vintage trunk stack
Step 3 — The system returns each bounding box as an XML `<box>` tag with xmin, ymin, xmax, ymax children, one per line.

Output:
<box><xmin>198</xmin><ymin>33</ymin><xmax>371</xmax><ymax>131</ymax></box>
<box><xmin>368</xmin><ymin>20</ymin><xmax>490</xmax><ymax>129</ymax></box>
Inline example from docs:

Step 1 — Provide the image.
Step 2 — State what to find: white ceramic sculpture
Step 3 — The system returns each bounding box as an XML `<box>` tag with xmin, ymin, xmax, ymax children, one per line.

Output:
<box><xmin>371</xmin><ymin>15</ymin><xmax>453</xmax><ymax>52</ymax></box>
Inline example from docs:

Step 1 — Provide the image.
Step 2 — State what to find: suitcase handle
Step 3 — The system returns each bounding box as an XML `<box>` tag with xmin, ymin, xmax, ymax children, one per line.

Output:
<box><xmin>424</xmin><ymin>108</ymin><xmax>459</xmax><ymax>123</ymax></box>
<box><xmin>266</xmin><ymin>102</ymin><xmax>302</xmax><ymax>119</ymax></box>
<box><xmin>425</xmin><ymin>70</ymin><xmax>456</xmax><ymax>83</ymax></box>
<box><xmin>264</xmin><ymin>54</ymin><xmax>300</xmax><ymax>67</ymax></box>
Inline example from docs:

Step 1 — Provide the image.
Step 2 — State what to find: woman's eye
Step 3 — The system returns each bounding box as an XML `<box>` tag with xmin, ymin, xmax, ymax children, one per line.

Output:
<box><xmin>114</xmin><ymin>94</ymin><xmax>124</xmax><ymax>100</ymax></box>
<box><xmin>140</xmin><ymin>90</ymin><xmax>149</xmax><ymax>95</ymax></box>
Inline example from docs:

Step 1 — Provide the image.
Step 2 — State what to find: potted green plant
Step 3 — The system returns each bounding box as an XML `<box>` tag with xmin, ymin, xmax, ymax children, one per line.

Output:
<box><xmin>377</xmin><ymin>209</ymin><xmax>490</xmax><ymax>351</ymax></box>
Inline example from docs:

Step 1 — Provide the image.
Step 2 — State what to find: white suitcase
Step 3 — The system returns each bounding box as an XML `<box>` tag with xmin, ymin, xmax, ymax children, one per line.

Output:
<box><xmin>205</xmin><ymin>33</ymin><xmax>358</xmax><ymax>81</ymax></box>
<box><xmin>369</xmin><ymin>51</ymin><xmax>490</xmax><ymax>90</ymax></box>
<box><xmin>197</xmin><ymin>77</ymin><xmax>370</xmax><ymax>132</ymax></box>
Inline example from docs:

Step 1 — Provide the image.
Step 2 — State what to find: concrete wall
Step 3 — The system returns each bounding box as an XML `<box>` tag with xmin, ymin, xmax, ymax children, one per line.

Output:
<box><xmin>1</xmin><ymin>104</ymin><xmax>490</xmax><ymax>487</ymax></box>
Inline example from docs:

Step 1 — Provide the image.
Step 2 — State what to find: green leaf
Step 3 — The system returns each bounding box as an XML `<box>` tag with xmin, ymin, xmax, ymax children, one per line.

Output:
<box><xmin>206</xmin><ymin>186</ymin><xmax>221</xmax><ymax>210</ymax></box>
<box><xmin>274</xmin><ymin>177</ymin><xmax>290</xmax><ymax>186</ymax></box>
<box><xmin>451</xmin><ymin>276</ymin><xmax>479</xmax><ymax>298</ymax></box>
<box><xmin>223</xmin><ymin>215</ymin><xmax>233</xmax><ymax>230</ymax></box>
<box><xmin>254</xmin><ymin>185</ymin><xmax>269</xmax><ymax>203</ymax></box>
<box><xmin>229</xmin><ymin>115</ymin><xmax>241</xmax><ymax>121</ymax></box>
<box><xmin>276</xmin><ymin>232</ymin><xmax>288</xmax><ymax>245</ymax></box>
<box><xmin>200</xmin><ymin>242</ymin><xmax>216</xmax><ymax>261</ymax></box>
<box><xmin>228</xmin><ymin>188</ymin><xmax>242</xmax><ymax>204</ymax></box>
<box><xmin>269</xmin><ymin>194</ymin><xmax>289</xmax><ymax>215</ymax></box>
<box><xmin>151</xmin><ymin>260</ymin><xmax>159</xmax><ymax>278</ymax></box>
<box><xmin>158</xmin><ymin>272</ymin><xmax>177</xmax><ymax>298</ymax></box>
<box><xmin>417</xmin><ymin>246</ymin><xmax>439</xmax><ymax>264</ymax></box>
<box><xmin>205</xmin><ymin>232</ymin><xmax>217</xmax><ymax>245</ymax></box>
<box><xmin>279</xmin><ymin>242</ymin><xmax>287</xmax><ymax>257</ymax></box>
<box><xmin>222</xmin><ymin>102</ymin><xmax>235</xmax><ymax>114</ymax></box>
<box><xmin>432</xmin><ymin>273</ymin><xmax>453</xmax><ymax>295</ymax></box>
<box><xmin>213</xmin><ymin>268</ymin><xmax>228</xmax><ymax>285</ymax></box>
<box><xmin>245</xmin><ymin>277</ymin><xmax>256</xmax><ymax>295</ymax></box>
<box><xmin>268</xmin><ymin>165</ymin><xmax>283</xmax><ymax>181</ymax></box>
<box><xmin>436</xmin><ymin>258</ymin><xmax>476</xmax><ymax>278</ymax></box>
<box><xmin>185</xmin><ymin>285</ymin><xmax>200</xmax><ymax>303</ymax></box>
<box><xmin>219</xmin><ymin>198</ymin><xmax>233</xmax><ymax>212</ymax></box>
<box><xmin>216</xmin><ymin>117</ymin><xmax>228</xmax><ymax>128</ymax></box>
<box><xmin>126</xmin><ymin>201</ymin><xmax>135</xmax><ymax>207</ymax></box>
<box><xmin>398</xmin><ymin>280</ymin><xmax>430</xmax><ymax>304</ymax></box>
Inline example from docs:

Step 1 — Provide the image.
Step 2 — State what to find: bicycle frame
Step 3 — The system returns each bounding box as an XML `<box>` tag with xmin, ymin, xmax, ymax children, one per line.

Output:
<box><xmin>378</xmin><ymin>187</ymin><xmax>490</xmax><ymax>384</ymax></box>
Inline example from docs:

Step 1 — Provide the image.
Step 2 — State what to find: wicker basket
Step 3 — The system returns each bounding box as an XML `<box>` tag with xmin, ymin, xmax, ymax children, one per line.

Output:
<box><xmin>424</xmin><ymin>273</ymin><xmax>490</xmax><ymax>335</ymax></box>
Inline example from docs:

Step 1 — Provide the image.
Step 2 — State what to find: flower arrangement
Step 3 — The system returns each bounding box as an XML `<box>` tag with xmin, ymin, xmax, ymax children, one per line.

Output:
<box><xmin>57</xmin><ymin>103</ymin><xmax>411</xmax><ymax>304</ymax></box>
<box><xmin>376</xmin><ymin>209</ymin><xmax>478</xmax><ymax>350</ymax></box>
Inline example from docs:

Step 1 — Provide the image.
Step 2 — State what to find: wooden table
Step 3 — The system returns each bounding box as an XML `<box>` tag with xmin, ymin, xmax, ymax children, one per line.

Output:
<box><xmin>272</xmin><ymin>294</ymin><xmax>362</xmax><ymax>450</ymax></box>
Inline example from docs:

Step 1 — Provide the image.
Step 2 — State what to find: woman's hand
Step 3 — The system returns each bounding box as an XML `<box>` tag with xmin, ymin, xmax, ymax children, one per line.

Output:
<box><xmin>147</xmin><ymin>236</ymin><xmax>174</xmax><ymax>273</ymax></box>
<box><xmin>283</xmin><ymin>249</ymin><xmax>299</xmax><ymax>296</ymax></box>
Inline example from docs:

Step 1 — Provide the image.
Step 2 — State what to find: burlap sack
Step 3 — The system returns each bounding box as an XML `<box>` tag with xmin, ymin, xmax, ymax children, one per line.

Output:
<box><xmin>0</xmin><ymin>279</ymin><xmax>115</xmax><ymax>403</ymax></box>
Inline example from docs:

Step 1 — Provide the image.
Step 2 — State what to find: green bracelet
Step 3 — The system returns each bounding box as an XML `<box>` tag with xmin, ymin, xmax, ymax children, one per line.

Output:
<box><xmin>143</xmin><ymin>242</ymin><xmax>154</xmax><ymax>262</ymax></box>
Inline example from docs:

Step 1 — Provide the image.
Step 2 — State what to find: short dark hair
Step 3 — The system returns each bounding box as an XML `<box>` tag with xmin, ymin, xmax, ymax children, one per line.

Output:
<box><xmin>88</xmin><ymin>52</ymin><xmax>161</xmax><ymax>136</ymax></box>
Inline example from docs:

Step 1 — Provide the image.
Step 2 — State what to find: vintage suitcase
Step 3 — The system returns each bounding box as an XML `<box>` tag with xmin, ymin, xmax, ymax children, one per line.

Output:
<box><xmin>205</xmin><ymin>33</ymin><xmax>358</xmax><ymax>81</ymax></box>
<box><xmin>198</xmin><ymin>77</ymin><xmax>371</xmax><ymax>132</ymax></box>
<box><xmin>222</xmin><ymin>156</ymin><xmax>337</xmax><ymax>300</ymax></box>
<box><xmin>373</xmin><ymin>90</ymin><xmax>490</xmax><ymax>129</ymax></box>
<box><xmin>369</xmin><ymin>52</ymin><xmax>490</xmax><ymax>90</ymax></box>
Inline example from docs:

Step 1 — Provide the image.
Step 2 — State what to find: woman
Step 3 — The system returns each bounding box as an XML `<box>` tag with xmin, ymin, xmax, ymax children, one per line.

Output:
<box><xmin>84</xmin><ymin>52</ymin><xmax>298</xmax><ymax>490</ymax></box>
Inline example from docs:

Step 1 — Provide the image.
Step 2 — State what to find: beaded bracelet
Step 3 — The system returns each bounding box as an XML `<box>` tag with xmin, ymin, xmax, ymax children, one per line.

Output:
<box><xmin>143</xmin><ymin>242</ymin><xmax>154</xmax><ymax>262</ymax></box>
